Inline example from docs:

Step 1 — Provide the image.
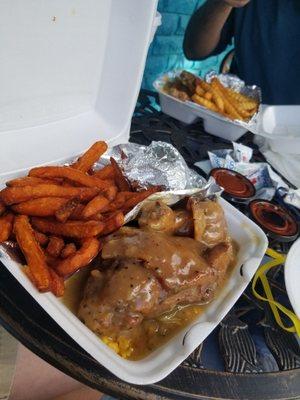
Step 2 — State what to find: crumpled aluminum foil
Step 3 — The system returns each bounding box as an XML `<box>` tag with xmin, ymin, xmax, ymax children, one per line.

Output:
<box><xmin>96</xmin><ymin>141</ymin><xmax>222</xmax><ymax>224</ymax></box>
<box><xmin>97</xmin><ymin>141</ymin><xmax>206</xmax><ymax>191</ymax></box>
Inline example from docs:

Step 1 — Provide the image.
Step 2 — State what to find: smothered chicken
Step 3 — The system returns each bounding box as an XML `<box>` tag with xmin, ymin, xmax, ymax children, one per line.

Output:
<box><xmin>78</xmin><ymin>199</ymin><xmax>234</xmax><ymax>338</ymax></box>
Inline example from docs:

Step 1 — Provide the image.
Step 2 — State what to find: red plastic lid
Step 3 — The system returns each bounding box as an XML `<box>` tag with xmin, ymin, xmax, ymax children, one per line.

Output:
<box><xmin>249</xmin><ymin>200</ymin><xmax>299</xmax><ymax>241</ymax></box>
<box><xmin>210</xmin><ymin>168</ymin><xmax>256</xmax><ymax>200</ymax></box>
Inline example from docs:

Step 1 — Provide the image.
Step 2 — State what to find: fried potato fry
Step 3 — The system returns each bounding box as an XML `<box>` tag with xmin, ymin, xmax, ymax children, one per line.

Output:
<box><xmin>14</xmin><ymin>215</ymin><xmax>51</xmax><ymax>292</ymax></box>
<box><xmin>110</xmin><ymin>157</ymin><xmax>131</xmax><ymax>192</ymax></box>
<box><xmin>210</xmin><ymin>91</ymin><xmax>225</xmax><ymax>113</ymax></box>
<box><xmin>0</xmin><ymin>213</ymin><xmax>14</xmax><ymax>242</ymax></box>
<box><xmin>100</xmin><ymin>192</ymin><xmax>128</xmax><ymax>213</ymax></box>
<box><xmin>81</xmin><ymin>195</ymin><xmax>110</xmax><ymax>219</ymax></box>
<box><xmin>6</xmin><ymin>176</ymin><xmax>61</xmax><ymax>187</ymax></box>
<box><xmin>55</xmin><ymin>198</ymin><xmax>80</xmax><ymax>223</ymax></box>
<box><xmin>31</xmin><ymin>218</ymin><xmax>105</xmax><ymax>238</ymax></box>
<box><xmin>101</xmin><ymin>191</ymin><xmax>144</xmax><ymax>213</ymax></box>
<box><xmin>198</xmin><ymin>79</ymin><xmax>212</xmax><ymax>92</ymax></box>
<box><xmin>69</xmin><ymin>203</ymin><xmax>85</xmax><ymax>220</ymax></box>
<box><xmin>11</xmin><ymin>197</ymin><xmax>69</xmax><ymax>216</ymax></box>
<box><xmin>49</xmin><ymin>268</ymin><xmax>65</xmax><ymax>297</ymax></box>
<box><xmin>46</xmin><ymin>236</ymin><xmax>65</xmax><ymax>258</ymax></box>
<box><xmin>213</xmin><ymin>78</ymin><xmax>256</xmax><ymax>119</ymax></box>
<box><xmin>191</xmin><ymin>94</ymin><xmax>219</xmax><ymax>113</ymax></box>
<box><xmin>71</xmin><ymin>141</ymin><xmax>108</xmax><ymax>172</ymax></box>
<box><xmin>45</xmin><ymin>254</ymin><xmax>59</xmax><ymax>267</ymax></box>
<box><xmin>0</xmin><ymin>185</ymin><xmax>100</xmax><ymax>205</ymax></box>
<box><xmin>0</xmin><ymin>200</ymin><xmax>6</xmax><ymax>216</ymax></box>
<box><xmin>240</xmin><ymin>101</ymin><xmax>258</xmax><ymax>112</ymax></box>
<box><xmin>122</xmin><ymin>187</ymin><xmax>160</xmax><ymax>213</ymax></box>
<box><xmin>210</xmin><ymin>78</ymin><xmax>242</xmax><ymax>120</ymax></box>
<box><xmin>212</xmin><ymin>79</ymin><xmax>258</xmax><ymax>114</ymax></box>
<box><xmin>93</xmin><ymin>165</ymin><xmax>115</xmax><ymax>180</ymax></box>
<box><xmin>69</xmin><ymin>203</ymin><xmax>104</xmax><ymax>221</ymax></box>
<box><xmin>61</xmin><ymin>243</ymin><xmax>77</xmax><ymax>259</ymax></box>
<box><xmin>55</xmin><ymin>237</ymin><xmax>100</xmax><ymax>277</ymax></box>
<box><xmin>204</xmin><ymin>91</ymin><xmax>213</xmax><ymax>101</ymax></box>
<box><xmin>103</xmin><ymin>185</ymin><xmax>118</xmax><ymax>201</ymax></box>
<box><xmin>195</xmin><ymin>85</ymin><xmax>205</xmax><ymax>96</ymax></box>
<box><xmin>101</xmin><ymin>211</ymin><xmax>124</xmax><ymax>236</ymax></box>
<box><xmin>215</xmin><ymin>97</ymin><xmax>225</xmax><ymax>113</ymax></box>
<box><xmin>29</xmin><ymin>166</ymin><xmax>114</xmax><ymax>191</ymax></box>
<box><xmin>34</xmin><ymin>231</ymin><xmax>49</xmax><ymax>247</ymax></box>
<box><xmin>216</xmin><ymin>84</ymin><xmax>256</xmax><ymax>120</ymax></box>
<box><xmin>223</xmin><ymin>87</ymin><xmax>258</xmax><ymax>108</ymax></box>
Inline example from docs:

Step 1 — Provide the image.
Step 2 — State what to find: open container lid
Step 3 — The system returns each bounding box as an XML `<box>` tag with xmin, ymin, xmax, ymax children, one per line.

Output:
<box><xmin>0</xmin><ymin>0</ymin><xmax>159</xmax><ymax>183</ymax></box>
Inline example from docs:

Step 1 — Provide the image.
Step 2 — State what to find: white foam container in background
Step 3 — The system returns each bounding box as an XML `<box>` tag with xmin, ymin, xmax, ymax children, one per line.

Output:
<box><xmin>0</xmin><ymin>0</ymin><xmax>268</xmax><ymax>385</ymax></box>
<box><xmin>188</xmin><ymin>99</ymin><xmax>248</xmax><ymax>140</ymax></box>
<box><xmin>154</xmin><ymin>80</ymin><xmax>248</xmax><ymax>141</ymax></box>
<box><xmin>158</xmin><ymin>89</ymin><xmax>198</xmax><ymax>125</ymax></box>
<box><xmin>255</xmin><ymin>106</ymin><xmax>300</xmax><ymax>154</ymax></box>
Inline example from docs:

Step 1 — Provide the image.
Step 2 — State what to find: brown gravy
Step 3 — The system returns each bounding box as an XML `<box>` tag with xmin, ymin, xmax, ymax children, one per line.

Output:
<box><xmin>62</xmin><ymin>250</ymin><xmax>236</xmax><ymax>360</ymax></box>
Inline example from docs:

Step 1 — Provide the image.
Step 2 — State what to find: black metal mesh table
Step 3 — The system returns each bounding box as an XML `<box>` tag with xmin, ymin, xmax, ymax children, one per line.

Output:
<box><xmin>0</xmin><ymin>90</ymin><xmax>299</xmax><ymax>400</ymax></box>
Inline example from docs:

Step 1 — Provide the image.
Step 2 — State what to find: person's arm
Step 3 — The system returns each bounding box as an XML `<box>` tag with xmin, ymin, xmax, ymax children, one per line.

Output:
<box><xmin>183</xmin><ymin>0</ymin><xmax>250</xmax><ymax>60</ymax></box>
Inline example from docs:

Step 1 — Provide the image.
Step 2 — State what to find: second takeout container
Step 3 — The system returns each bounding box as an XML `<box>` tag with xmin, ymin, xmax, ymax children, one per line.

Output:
<box><xmin>154</xmin><ymin>74</ymin><xmax>249</xmax><ymax>141</ymax></box>
<box><xmin>0</xmin><ymin>1</ymin><xmax>268</xmax><ymax>385</ymax></box>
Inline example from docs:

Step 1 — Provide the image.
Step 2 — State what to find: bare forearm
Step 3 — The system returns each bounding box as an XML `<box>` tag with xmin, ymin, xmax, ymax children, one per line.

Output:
<box><xmin>183</xmin><ymin>0</ymin><xmax>233</xmax><ymax>60</ymax></box>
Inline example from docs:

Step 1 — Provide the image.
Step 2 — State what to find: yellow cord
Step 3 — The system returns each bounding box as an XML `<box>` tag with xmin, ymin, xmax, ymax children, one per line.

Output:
<box><xmin>252</xmin><ymin>248</ymin><xmax>300</xmax><ymax>336</ymax></box>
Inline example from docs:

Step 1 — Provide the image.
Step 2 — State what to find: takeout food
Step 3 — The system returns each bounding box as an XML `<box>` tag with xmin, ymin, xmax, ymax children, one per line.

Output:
<box><xmin>0</xmin><ymin>141</ymin><xmax>160</xmax><ymax>296</ymax></box>
<box><xmin>163</xmin><ymin>70</ymin><xmax>259</xmax><ymax>122</ymax></box>
<box><xmin>78</xmin><ymin>197</ymin><xmax>237</xmax><ymax>359</ymax></box>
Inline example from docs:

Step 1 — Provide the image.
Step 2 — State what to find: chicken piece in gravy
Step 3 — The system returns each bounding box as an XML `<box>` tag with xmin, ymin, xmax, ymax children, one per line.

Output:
<box><xmin>139</xmin><ymin>201</ymin><xmax>175</xmax><ymax>233</ymax></box>
<box><xmin>78</xmin><ymin>198</ymin><xmax>236</xmax><ymax>357</ymax></box>
<box><xmin>189</xmin><ymin>198</ymin><xmax>229</xmax><ymax>247</ymax></box>
<box><xmin>102</xmin><ymin>228</ymin><xmax>210</xmax><ymax>291</ymax></box>
<box><xmin>139</xmin><ymin>201</ymin><xmax>194</xmax><ymax>237</ymax></box>
<box><xmin>79</xmin><ymin>260</ymin><xmax>163</xmax><ymax>336</ymax></box>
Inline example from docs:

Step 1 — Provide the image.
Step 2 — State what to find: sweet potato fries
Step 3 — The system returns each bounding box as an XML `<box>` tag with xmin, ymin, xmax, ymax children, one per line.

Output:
<box><xmin>0</xmin><ymin>141</ymin><xmax>159</xmax><ymax>297</ymax></box>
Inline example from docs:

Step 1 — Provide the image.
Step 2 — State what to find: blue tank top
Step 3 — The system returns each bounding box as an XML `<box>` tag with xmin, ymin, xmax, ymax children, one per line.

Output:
<box><xmin>213</xmin><ymin>0</ymin><xmax>300</xmax><ymax>105</ymax></box>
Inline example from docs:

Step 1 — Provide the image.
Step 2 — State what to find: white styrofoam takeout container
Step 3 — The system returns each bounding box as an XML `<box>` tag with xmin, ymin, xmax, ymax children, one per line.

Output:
<box><xmin>0</xmin><ymin>0</ymin><xmax>268</xmax><ymax>384</ymax></box>
<box><xmin>1</xmin><ymin>197</ymin><xmax>268</xmax><ymax>384</ymax></box>
<box><xmin>254</xmin><ymin>106</ymin><xmax>300</xmax><ymax>154</ymax></box>
<box><xmin>154</xmin><ymin>78</ymin><xmax>248</xmax><ymax>141</ymax></box>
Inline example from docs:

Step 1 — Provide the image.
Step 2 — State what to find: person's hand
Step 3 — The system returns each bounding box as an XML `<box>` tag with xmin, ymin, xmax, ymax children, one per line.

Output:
<box><xmin>222</xmin><ymin>0</ymin><xmax>250</xmax><ymax>7</ymax></box>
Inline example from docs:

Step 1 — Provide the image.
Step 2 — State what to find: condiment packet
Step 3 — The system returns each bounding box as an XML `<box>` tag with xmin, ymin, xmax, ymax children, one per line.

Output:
<box><xmin>203</xmin><ymin>142</ymin><xmax>289</xmax><ymax>201</ymax></box>
<box><xmin>284</xmin><ymin>189</ymin><xmax>300</xmax><ymax>210</ymax></box>
<box><xmin>232</xmin><ymin>142</ymin><xmax>253</xmax><ymax>163</ymax></box>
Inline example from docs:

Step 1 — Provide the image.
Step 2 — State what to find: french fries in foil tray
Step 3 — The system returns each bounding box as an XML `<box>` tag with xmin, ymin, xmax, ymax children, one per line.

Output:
<box><xmin>0</xmin><ymin>140</ymin><xmax>218</xmax><ymax>297</ymax></box>
<box><xmin>155</xmin><ymin>70</ymin><xmax>261</xmax><ymax>129</ymax></box>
